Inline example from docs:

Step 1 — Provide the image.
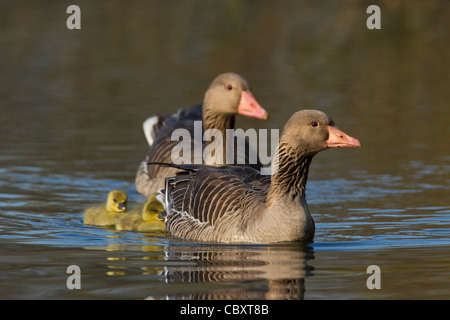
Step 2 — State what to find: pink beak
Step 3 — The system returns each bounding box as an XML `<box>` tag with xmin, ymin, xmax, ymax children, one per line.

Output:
<box><xmin>237</xmin><ymin>91</ymin><xmax>269</xmax><ymax>120</ymax></box>
<box><xmin>326</xmin><ymin>126</ymin><xmax>361</xmax><ymax>148</ymax></box>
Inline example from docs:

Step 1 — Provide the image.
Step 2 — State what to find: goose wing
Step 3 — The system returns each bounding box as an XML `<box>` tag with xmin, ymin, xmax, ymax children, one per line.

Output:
<box><xmin>163</xmin><ymin>164</ymin><xmax>270</xmax><ymax>236</ymax></box>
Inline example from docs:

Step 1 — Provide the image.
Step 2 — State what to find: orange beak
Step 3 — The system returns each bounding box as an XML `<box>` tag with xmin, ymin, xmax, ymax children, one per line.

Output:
<box><xmin>237</xmin><ymin>91</ymin><xmax>269</xmax><ymax>120</ymax></box>
<box><xmin>326</xmin><ymin>126</ymin><xmax>361</xmax><ymax>148</ymax></box>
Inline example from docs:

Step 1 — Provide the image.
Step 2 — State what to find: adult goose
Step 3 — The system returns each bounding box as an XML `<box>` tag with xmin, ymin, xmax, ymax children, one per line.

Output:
<box><xmin>135</xmin><ymin>73</ymin><xmax>268</xmax><ymax>196</ymax></box>
<box><xmin>159</xmin><ymin>110</ymin><xmax>361</xmax><ymax>244</ymax></box>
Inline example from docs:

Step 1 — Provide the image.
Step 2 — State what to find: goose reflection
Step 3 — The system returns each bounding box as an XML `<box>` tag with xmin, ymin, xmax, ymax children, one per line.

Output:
<box><xmin>160</xmin><ymin>242</ymin><xmax>315</xmax><ymax>300</ymax></box>
<box><xmin>99</xmin><ymin>238</ymin><xmax>314</xmax><ymax>300</ymax></box>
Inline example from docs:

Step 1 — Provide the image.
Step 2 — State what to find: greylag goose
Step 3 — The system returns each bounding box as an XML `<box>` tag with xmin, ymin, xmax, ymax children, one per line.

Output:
<box><xmin>159</xmin><ymin>110</ymin><xmax>361</xmax><ymax>244</ymax></box>
<box><xmin>135</xmin><ymin>73</ymin><xmax>268</xmax><ymax>196</ymax></box>
<box><xmin>115</xmin><ymin>193</ymin><xmax>166</xmax><ymax>232</ymax></box>
<box><xmin>83</xmin><ymin>190</ymin><xmax>128</xmax><ymax>226</ymax></box>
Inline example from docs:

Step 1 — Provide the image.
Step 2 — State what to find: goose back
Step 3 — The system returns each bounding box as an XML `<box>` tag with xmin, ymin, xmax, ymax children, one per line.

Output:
<box><xmin>136</xmin><ymin>106</ymin><xmax>263</xmax><ymax>196</ymax></box>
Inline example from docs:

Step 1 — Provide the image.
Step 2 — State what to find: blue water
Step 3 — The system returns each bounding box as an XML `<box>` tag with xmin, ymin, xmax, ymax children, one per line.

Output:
<box><xmin>1</xmin><ymin>0</ymin><xmax>449</xmax><ymax>300</ymax></box>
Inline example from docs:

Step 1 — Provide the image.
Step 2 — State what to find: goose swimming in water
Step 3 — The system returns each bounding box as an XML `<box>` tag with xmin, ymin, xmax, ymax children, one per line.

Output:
<box><xmin>135</xmin><ymin>72</ymin><xmax>268</xmax><ymax>196</ymax></box>
<box><xmin>83</xmin><ymin>190</ymin><xmax>128</xmax><ymax>227</ymax></box>
<box><xmin>115</xmin><ymin>193</ymin><xmax>166</xmax><ymax>232</ymax></box>
<box><xmin>157</xmin><ymin>109</ymin><xmax>361</xmax><ymax>244</ymax></box>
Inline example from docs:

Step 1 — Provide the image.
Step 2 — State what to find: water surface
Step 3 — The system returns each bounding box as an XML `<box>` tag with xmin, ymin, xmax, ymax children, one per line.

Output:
<box><xmin>1</xmin><ymin>1</ymin><xmax>449</xmax><ymax>300</ymax></box>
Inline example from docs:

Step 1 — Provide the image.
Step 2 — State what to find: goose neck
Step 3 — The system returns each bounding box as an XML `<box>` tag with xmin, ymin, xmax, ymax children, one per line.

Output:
<box><xmin>202</xmin><ymin>109</ymin><xmax>235</xmax><ymax>136</ymax></box>
<box><xmin>267</xmin><ymin>144</ymin><xmax>313</xmax><ymax>204</ymax></box>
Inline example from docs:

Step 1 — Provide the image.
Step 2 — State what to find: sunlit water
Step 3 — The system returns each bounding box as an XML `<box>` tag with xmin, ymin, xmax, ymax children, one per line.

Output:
<box><xmin>1</xmin><ymin>1</ymin><xmax>449</xmax><ymax>299</ymax></box>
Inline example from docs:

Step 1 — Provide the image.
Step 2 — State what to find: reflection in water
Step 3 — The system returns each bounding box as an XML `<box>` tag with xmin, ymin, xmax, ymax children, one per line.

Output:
<box><xmin>162</xmin><ymin>243</ymin><xmax>314</xmax><ymax>300</ymax></box>
<box><xmin>102</xmin><ymin>242</ymin><xmax>314</xmax><ymax>300</ymax></box>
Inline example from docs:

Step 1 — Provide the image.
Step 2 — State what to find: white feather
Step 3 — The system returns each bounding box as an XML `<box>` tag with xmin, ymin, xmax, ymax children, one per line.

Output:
<box><xmin>142</xmin><ymin>116</ymin><xmax>160</xmax><ymax>146</ymax></box>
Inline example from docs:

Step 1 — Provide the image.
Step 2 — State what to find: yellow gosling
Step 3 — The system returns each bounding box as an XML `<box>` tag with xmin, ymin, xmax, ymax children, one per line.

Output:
<box><xmin>115</xmin><ymin>193</ymin><xmax>166</xmax><ymax>232</ymax></box>
<box><xmin>83</xmin><ymin>190</ymin><xmax>128</xmax><ymax>226</ymax></box>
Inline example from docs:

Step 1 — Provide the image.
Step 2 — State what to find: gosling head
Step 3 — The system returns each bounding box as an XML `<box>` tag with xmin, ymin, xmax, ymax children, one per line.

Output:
<box><xmin>105</xmin><ymin>190</ymin><xmax>128</xmax><ymax>213</ymax></box>
<box><xmin>142</xmin><ymin>194</ymin><xmax>166</xmax><ymax>222</ymax></box>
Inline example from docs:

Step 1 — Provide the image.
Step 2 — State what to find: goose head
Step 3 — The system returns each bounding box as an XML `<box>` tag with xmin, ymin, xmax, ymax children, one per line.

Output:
<box><xmin>203</xmin><ymin>72</ymin><xmax>268</xmax><ymax>120</ymax></box>
<box><xmin>280</xmin><ymin>109</ymin><xmax>361</xmax><ymax>156</ymax></box>
<box><xmin>142</xmin><ymin>194</ymin><xmax>166</xmax><ymax>222</ymax></box>
<box><xmin>105</xmin><ymin>190</ymin><xmax>128</xmax><ymax>213</ymax></box>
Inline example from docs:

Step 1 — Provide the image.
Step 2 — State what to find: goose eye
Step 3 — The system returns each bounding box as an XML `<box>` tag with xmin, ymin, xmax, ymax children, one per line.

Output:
<box><xmin>311</xmin><ymin>121</ymin><xmax>319</xmax><ymax>127</ymax></box>
<box><xmin>225</xmin><ymin>84</ymin><xmax>233</xmax><ymax>91</ymax></box>
<box><xmin>113</xmin><ymin>198</ymin><xmax>117</xmax><ymax>203</ymax></box>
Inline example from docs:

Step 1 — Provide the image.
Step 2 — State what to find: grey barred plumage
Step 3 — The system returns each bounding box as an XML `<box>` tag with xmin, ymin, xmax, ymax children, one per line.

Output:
<box><xmin>157</xmin><ymin>110</ymin><xmax>361</xmax><ymax>244</ymax></box>
<box><xmin>135</xmin><ymin>73</ymin><xmax>268</xmax><ymax>196</ymax></box>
